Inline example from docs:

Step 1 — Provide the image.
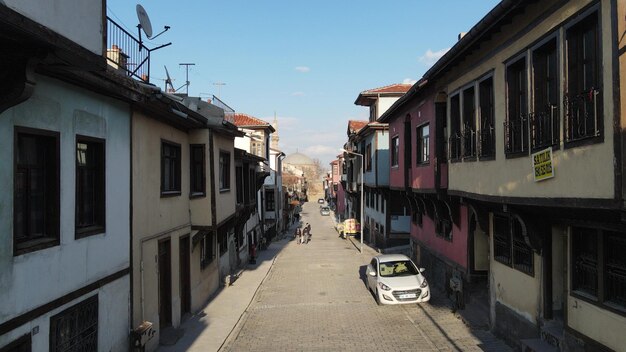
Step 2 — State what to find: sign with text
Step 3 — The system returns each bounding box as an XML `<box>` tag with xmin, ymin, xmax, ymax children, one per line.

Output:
<box><xmin>532</xmin><ymin>147</ymin><xmax>554</xmax><ymax>182</ymax></box>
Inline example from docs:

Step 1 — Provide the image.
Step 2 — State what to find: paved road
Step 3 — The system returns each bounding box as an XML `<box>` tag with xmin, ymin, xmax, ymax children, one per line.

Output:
<box><xmin>221</xmin><ymin>201</ymin><xmax>512</xmax><ymax>352</ymax></box>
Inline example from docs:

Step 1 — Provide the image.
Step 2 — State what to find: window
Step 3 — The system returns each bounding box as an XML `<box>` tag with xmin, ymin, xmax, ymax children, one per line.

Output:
<box><xmin>249</xmin><ymin>169</ymin><xmax>256</xmax><ymax>203</ymax></box>
<box><xmin>75</xmin><ymin>136</ymin><xmax>105</xmax><ymax>238</ymax></box>
<box><xmin>391</xmin><ymin>136</ymin><xmax>399</xmax><ymax>167</ymax></box>
<box><xmin>251</xmin><ymin>141</ymin><xmax>263</xmax><ymax>158</ymax></box>
<box><xmin>161</xmin><ymin>141</ymin><xmax>181</xmax><ymax>195</ymax></box>
<box><xmin>14</xmin><ymin>128</ymin><xmax>60</xmax><ymax>255</ymax></box>
<box><xmin>218</xmin><ymin>227</ymin><xmax>229</xmax><ymax>255</ymax></box>
<box><xmin>365</xmin><ymin>143</ymin><xmax>372</xmax><ymax>171</ymax></box>
<box><xmin>531</xmin><ymin>39</ymin><xmax>560</xmax><ymax>150</ymax></box>
<box><xmin>572</xmin><ymin>227</ymin><xmax>626</xmax><ymax>311</ymax></box>
<box><xmin>462</xmin><ymin>87</ymin><xmax>477</xmax><ymax>158</ymax></box>
<box><xmin>416</xmin><ymin>124</ymin><xmax>430</xmax><ymax>164</ymax></box>
<box><xmin>1</xmin><ymin>333</ymin><xmax>31</xmax><ymax>352</ymax></box>
<box><xmin>449</xmin><ymin>94</ymin><xmax>461</xmax><ymax>160</ymax></box>
<box><xmin>190</xmin><ymin>144</ymin><xmax>205</xmax><ymax>197</ymax></box>
<box><xmin>236</xmin><ymin>166</ymin><xmax>243</xmax><ymax>205</ymax></box>
<box><xmin>50</xmin><ymin>295</ymin><xmax>98</xmax><ymax>352</ymax></box>
<box><xmin>219</xmin><ymin>151</ymin><xmax>230</xmax><ymax>191</ymax></box>
<box><xmin>479</xmin><ymin>77</ymin><xmax>495</xmax><ymax>158</ymax></box>
<box><xmin>265</xmin><ymin>189</ymin><xmax>275</xmax><ymax>211</ymax></box>
<box><xmin>505</xmin><ymin>57</ymin><xmax>529</xmax><ymax>155</ymax></box>
<box><xmin>435</xmin><ymin>214</ymin><xmax>452</xmax><ymax>241</ymax></box>
<box><xmin>200</xmin><ymin>232</ymin><xmax>214</xmax><ymax>269</ymax></box>
<box><xmin>565</xmin><ymin>11</ymin><xmax>602</xmax><ymax>144</ymax></box>
<box><xmin>493</xmin><ymin>215</ymin><xmax>534</xmax><ymax>275</ymax></box>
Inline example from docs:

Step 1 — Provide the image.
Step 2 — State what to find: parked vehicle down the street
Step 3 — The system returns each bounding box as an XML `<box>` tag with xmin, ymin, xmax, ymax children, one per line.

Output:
<box><xmin>366</xmin><ymin>254</ymin><xmax>430</xmax><ymax>305</ymax></box>
<box><xmin>317</xmin><ymin>198</ymin><xmax>325</xmax><ymax>204</ymax></box>
<box><xmin>320</xmin><ymin>206</ymin><xmax>330</xmax><ymax>216</ymax></box>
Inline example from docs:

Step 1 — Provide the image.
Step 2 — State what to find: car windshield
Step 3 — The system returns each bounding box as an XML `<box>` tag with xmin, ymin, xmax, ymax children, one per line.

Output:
<box><xmin>321</xmin><ymin>207</ymin><xmax>329</xmax><ymax>211</ymax></box>
<box><xmin>378</xmin><ymin>260</ymin><xmax>419</xmax><ymax>277</ymax></box>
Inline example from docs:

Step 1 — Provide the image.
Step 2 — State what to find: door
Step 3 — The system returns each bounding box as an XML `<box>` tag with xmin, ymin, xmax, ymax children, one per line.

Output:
<box><xmin>179</xmin><ymin>235</ymin><xmax>191</xmax><ymax>318</ymax></box>
<box><xmin>158</xmin><ymin>239</ymin><xmax>172</xmax><ymax>328</ymax></box>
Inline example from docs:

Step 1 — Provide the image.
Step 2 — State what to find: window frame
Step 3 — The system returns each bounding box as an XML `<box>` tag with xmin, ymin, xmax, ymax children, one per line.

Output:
<box><xmin>189</xmin><ymin>144</ymin><xmax>206</xmax><ymax>198</ymax></box>
<box><xmin>571</xmin><ymin>226</ymin><xmax>626</xmax><ymax>316</ymax></box>
<box><xmin>75</xmin><ymin>135</ymin><xmax>106</xmax><ymax>239</ymax></box>
<box><xmin>390</xmin><ymin>136</ymin><xmax>400</xmax><ymax>167</ymax></box>
<box><xmin>461</xmin><ymin>85</ymin><xmax>477</xmax><ymax>160</ymax></box>
<box><xmin>49</xmin><ymin>295</ymin><xmax>98</xmax><ymax>352</ymax></box>
<box><xmin>416</xmin><ymin>123</ymin><xmax>430</xmax><ymax>165</ymax></box>
<box><xmin>478</xmin><ymin>75</ymin><xmax>496</xmax><ymax>160</ymax></box>
<box><xmin>563</xmin><ymin>7</ymin><xmax>603</xmax><ymax>147</ymax></box>
<box><xmin>13</xmin><ymin>126</ymin><xmax>60</xmax><ymax>256</ymax></box>
<box><xmin>365</xmin><ymin>143</ymin><xmax>372</xmax><ymax>171</ymax></box>
<box><xmin>448</xmin><ymin>93</ymin><xmax>462</xmax><ymax>161</ymax></box>
<box><xmin>493</xmin><ymin>214</ymin><xmax>534</xmax><ymax>276</ymax></box>
<box><xmin>219</xmin><ymin>150</ymin><xmax>231</xmax><ymax>192</ymax></box>
<box><xmin>530</xmin><ymin>36</ymin><xmax>561</xmax><ymax>152</ymax></box>
<box><xmin>265</xmin><ymin>188</ymin><xmax>275</xmax><ymax>211</ymax></box>
<box><xmin>504</xmin><ymin>54</ymin><xmax>530</xmax><ymax>157</ymax></box>
<box><xmin>160</xmin><ymin>140</ymin><xmax>181</xmax><ymax>196</ymax></box>
<box><xmin>200</xmin><ymin>232</ymin><xmax>214</xmax><ymax>269</ymax></box>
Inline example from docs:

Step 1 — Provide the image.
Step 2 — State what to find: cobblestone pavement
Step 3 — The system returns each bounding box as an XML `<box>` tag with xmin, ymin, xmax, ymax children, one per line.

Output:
<box><xmin>221</xmin><ymin>201</ymin><xmax>512</xmax><ymax>352</ymax></box>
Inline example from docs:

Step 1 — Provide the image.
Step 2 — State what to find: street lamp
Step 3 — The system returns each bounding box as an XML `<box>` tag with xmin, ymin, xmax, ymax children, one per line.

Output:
<box><xmin>340</xmin><ymin>148</ymin><xmax>364</xmax><ymax>253</ymax></box>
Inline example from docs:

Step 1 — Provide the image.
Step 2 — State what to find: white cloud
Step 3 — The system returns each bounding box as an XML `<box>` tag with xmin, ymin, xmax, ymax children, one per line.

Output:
<box><xmin>403</xmin><ymin>78</ymin><xmax>417</xmax><ymax>85</ymax></box>
<box><xmin>418</xmin><ymin>48</ymin><xmax>449</xmax><ymax>66</ymax></box>
<box><xmin>291</xmin><ymin>91</ymin><xmax>305</xmax><ymax>96</ymax></box>
<box><xmin>295</xmin><ymin>66</ymin><xmax>310</xmax><ymax>73</ymax></box>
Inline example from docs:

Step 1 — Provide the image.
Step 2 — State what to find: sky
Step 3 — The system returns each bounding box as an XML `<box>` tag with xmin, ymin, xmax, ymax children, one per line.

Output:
<box><xmin>106</xmin><ymin>0</ymin><xmax>500</xmax><ymax>168</ymax></box>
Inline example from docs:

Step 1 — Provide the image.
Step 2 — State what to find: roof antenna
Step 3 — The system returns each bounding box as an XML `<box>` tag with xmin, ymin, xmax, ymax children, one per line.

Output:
<box><xmin>176</xmin><ymin>63</ymin><xmax>195</xmax><ymax>95</ymax></box>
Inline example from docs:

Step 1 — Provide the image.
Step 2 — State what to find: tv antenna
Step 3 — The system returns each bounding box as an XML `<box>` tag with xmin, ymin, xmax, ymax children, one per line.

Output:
<box><xmin>213</xmin><ymin>82</ymin><xmax>226</xmax><ymax>99</ymax></box>
<box><xmin>136</xmin><ymin>4</ymin><xmax>171</xmax><ymax>51</ymax></box>
<box><xmin>177</xmin><ymin>63</ymin><xmax>195</xmax><ymax>95</ymax></box>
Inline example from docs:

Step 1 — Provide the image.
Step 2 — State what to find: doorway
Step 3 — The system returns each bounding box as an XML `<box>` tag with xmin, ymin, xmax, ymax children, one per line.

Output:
<box><xmin>179</xmin><ymin>235</ymin><xmax>191</xmax><ymax>319</ymax></box>
<box><xmin>158</xmin><ymin>238</ymin><xmax>172</xmax><ymax>328</ymax></box>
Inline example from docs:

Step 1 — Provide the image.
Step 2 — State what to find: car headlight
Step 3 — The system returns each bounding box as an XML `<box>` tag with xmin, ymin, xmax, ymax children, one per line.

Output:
<box><xmin>378</xmin><ymin>282</ymin><xmax>391</xmax><ymax>291</ymax></box>
<box><xmin>420</xmin><ymin>278</ymin><xmax>428</xmax><ymax>288</ymax></box>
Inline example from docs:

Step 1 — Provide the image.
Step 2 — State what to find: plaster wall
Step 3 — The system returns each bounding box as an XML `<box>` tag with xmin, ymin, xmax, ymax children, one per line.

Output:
<box><xmin>213</xmin><ymin>134</ymin><xmax>236</xmax><ymax>224</ymax></box>
<box><xmin>412</xmin><ymin>206</ymin><xmax>468</xmax><ymax>269</ymax></box>
<box><xmin>377</xmin><ymin>97</ymin><xmax>400</xmax><ymax>118</ymax></box>
<box><xmin>0</xmin><ymin>76</ymin><xmax>130</xmax><ymax>336</ymax></box>
<box><xmin>189</xmin><ymin>129</ymin><xmax>212</xmax><ymax>227</ymax></box>
<box><xmin>375</xmin><ymin>130</ymin><xmax>390</xmax><ymax>186</ymax></box>
<box><xmin>5</xmin><ymin>0</ymin><xmax>104</xmax><ymax>54</ymax></box>
<box><xmin>443</xmin><ymin>0</ymin><xmax>615</xmax><ymax>199</ymax></box>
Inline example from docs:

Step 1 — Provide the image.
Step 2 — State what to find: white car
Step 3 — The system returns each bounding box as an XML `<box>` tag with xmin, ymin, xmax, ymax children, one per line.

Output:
<box><xmin>366</xmin><ymin>254</ymin><xmax>430</xmax><ymax>305</ymax></box>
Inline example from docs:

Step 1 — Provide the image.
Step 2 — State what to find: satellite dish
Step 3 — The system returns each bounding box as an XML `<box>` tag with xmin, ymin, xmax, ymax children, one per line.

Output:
<box><xmin>136</xmin><ymin>4</ymin><xmax>153</xmax><ymax>39</ymax></box>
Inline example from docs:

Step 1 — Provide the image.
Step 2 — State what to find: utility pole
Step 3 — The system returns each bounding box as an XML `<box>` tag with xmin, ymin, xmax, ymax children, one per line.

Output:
<box><xmin>179</xmin><ymin>63</ymin><xmax>195</xmax><ymax>95</ymax></box>
<box><xmin>213</xmin><ymin>82</ymin><xmax>226</xmax><ymax>99</ymax></box>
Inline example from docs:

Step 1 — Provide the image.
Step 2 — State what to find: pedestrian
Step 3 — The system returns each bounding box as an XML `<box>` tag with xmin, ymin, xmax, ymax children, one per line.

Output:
<box><xmin>303</xmin><ymin>223</ymin><xmax>310</xmax><ymax>244</ymax></box>
<box><xmin>295</xmin><ymin>228</ymin><xmax>301</xmax><ymax>244</ymax></box>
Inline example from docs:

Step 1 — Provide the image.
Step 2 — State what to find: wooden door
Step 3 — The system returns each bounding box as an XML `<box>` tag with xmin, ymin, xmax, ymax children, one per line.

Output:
<box><xmin>158</xmin><ymin>239</ymin><xmax>172</xmax><ymax>328</ymax></box>
<box><xmin>179</xmin><ymin>235</ymin><xmax>191</xmax><ymax>318</ymax></box>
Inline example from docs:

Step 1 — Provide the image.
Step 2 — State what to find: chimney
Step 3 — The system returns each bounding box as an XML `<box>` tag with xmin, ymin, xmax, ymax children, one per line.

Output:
<box><xmin>458</xmin><ymin>32</ymin><xmax>467</xmax><ymax>41</ymax></box>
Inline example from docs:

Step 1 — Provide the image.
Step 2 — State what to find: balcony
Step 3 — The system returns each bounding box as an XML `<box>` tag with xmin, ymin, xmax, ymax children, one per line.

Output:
<box><xmin>211</xmin><ymin>95</ymin><xmax>235</xmax><ymax>124</ymax></box>
<box><xmin>504</xmin><ymin>114</ymin><xmax>529</xmax><ymax>155</ymax></box>
<box><xmin>461</xmin><ymin>127</ymin><xmax>477</xmax><ymax>159</ymax></box>
<box><xmin>564</xmin><ymin>88</ymin><xmax>601</xmax><ymax>143</ymax></box>
<box><xmin>106</xmin><ymin>17</ymin><xmax>151</xmax><ymax>82</ymax></box>
<box><xmin>448</xmin><ymin>133</ymin><xmax>461</xmax><ymax>161</ymax></box>
<box><xmin>479</xmin><ymin>124</ymin><xmax>495</xmax><ymax>158</ymax></box>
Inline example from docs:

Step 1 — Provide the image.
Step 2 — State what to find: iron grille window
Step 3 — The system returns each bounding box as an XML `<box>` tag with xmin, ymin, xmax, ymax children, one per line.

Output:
<box><xmin>462</xmin><ymin>87</ymin><xmax>477</xmax><ymax>159</ymax></box>
<box><xmin>531</xmin><ymin>39</ymin><xmax>560</xmax><ymax>150</ymax></box>
<box><xmin>265</xmin><ymin>189</ymin><xmax>275</xmax><ymax>211</ymax></box>
<box><xmin>236</xmin><ymin>166</ymin><xmax>243</xmax><ymax>204</ymax></box>
<box><xmin>505</xmin><ymin>57</ymin><xmax>529</xmax><ymax>155</ymax></box>
<box><xmin>605</xmin><ymin>232</ymin><xmax>626</xmax><ymax>307</ymax></box>
<box><xmin>435</xmin><ymin>216</ymin><xmax>452</xmax><ymax>241</ymax></box>
<box><xmin>479</xmin><ymin>78</ymin><xmax>495</xmax><ymax>158</ymax></box>
<box><xmin>416</xmin><ymin>124</ymin><xmax>430</xmax><ymax>164</ymax></box>
<box><xmin>449</xmin><ymin>94</ymin><xmax>461</xmax><ymax>160</ymax></box>
<box><xmin>219</xmin><ymin>152</ymin><xmax>230</xmax><ymax>191</ymax></box>
<box><xmin>391</xmin><ymin>136</ymin><xmax>399</xmax><ymax>167</ymax></box>
<box><xmin>14</xmin><ymin>128</ymin><xmax>60</xmax><ymax>255</ymax></box>
<box><xmin>200</xmin><ymin>232</ymin><xmax>214</xmax><ymax>269</ymax></box>
<box><xmin>75</xmin><ymin>137</ymin><xmax>105</xmax><ymax>238</ymax></box>
<box><xmin>50</xmin><ymin>295</ymin><xmax>98</xmax><ymax>352</ymax></box>
<box><xmin>512</xmin><ymin>218</ymin><xmax>534</xmax><ymax>275</ymax></box>
<box><xmin>190</xmin><ymin>144</ymin><xmax>205</xmax><ymax>196</ymax></box>
<box><xmin>565</xmin><ymin>12</ymin><xmax>602</xmax><ymax>144</ymax></box>
<box><xmin>572</xmin><ymin>227</ymin><xmax>626</xmax><ymax>311</ymax></box>
<box><xmin>493</xmin><ymin>215</ymin><xmax>533</xmax><ymax>275</ymax></box>
<box><xmin>161</xmin><ymin>141</ymin><xmax>181</xmax><ymax>195</ymax></box>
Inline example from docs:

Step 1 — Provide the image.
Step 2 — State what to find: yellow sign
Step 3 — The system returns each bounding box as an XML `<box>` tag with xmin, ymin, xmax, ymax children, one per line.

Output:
<box><xmin>532</xmin><ymin>147</ymin><xmax>554</xmax><ymax>181</ymax></box>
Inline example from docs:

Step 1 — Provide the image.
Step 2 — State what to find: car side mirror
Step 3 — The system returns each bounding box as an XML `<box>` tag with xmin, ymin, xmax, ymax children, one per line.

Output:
<box><xmin>419</xmin><ymin>268</ymin><xmax>426</xmax><ymax>273</ymax></box>
<box><xmin>368</xmin><ymin>271</ymin><xmax>376</xmax><ymax>277</ymax></box>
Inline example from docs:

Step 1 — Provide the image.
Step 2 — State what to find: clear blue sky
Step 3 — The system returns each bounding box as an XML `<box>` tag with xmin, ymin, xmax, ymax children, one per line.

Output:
<box><xmin>107</xmin><ymin>0</ymin><xmax>499</xmax><ymax>167</ymax></box>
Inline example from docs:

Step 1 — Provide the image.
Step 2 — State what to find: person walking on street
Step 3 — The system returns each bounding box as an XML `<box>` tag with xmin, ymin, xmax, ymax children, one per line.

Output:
<box><xmin>295</xmin><ymin>228</ymin><xmax>301</xmax><ymax>244</ymax></box>
<box><xmin>306</xmin><ymin>223</ymin><xmax>311</xmax><ymax>243</ymax></box>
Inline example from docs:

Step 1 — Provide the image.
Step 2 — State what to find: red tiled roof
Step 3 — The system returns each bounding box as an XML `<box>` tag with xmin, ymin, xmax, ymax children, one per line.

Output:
<box><xmin>360</xmin><ymin>83</ymin><xmax>412</xmax><ymax>95</ymax></box>
<box><xmin>233</xmin><ymin>113</ymin><xmax>272</xmax><ymax>128</ymax></box>
<box><xmin>348</xmin><ymin>120</ymin><xmax>368</xmax><ymax>134</ymax></box>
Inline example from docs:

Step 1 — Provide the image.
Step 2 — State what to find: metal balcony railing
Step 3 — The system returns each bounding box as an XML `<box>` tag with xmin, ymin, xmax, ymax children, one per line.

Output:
<box><xmin>106</xmin><ymin>17</ymin><xmax>151</xmax><ymax>82</ymax></box>
<box><xmin>448</xmin><ymin>133</ymin><xmax>461</xmax><ymax>160</ymax></box>
<box><xmin>564</xmin><ymin>88</ymin><xmax>601</xmax><ymax>143</ymax></box>
<box><xmin>211</xmin><ymin>95</ymin><xmax>235</xmax><ymax>123</ymax></box>
<box><xmin>530</xmin><ymin>105</ymin><xmax>559</xmax><ymax>150</ymax></box>
<box><xmin>461</xmin><ymin>127</ymin><xmax>477</xmax><ymax>159</ymax></box>
<box><xmin>479</xmin><ymin>124</ymin><xmax>495</xmax><ymax>157</ymax></box>
<box><xmin>504</xmin><ymin>114</ymin><xmax>528</xmax><ymax>155</ymax></box>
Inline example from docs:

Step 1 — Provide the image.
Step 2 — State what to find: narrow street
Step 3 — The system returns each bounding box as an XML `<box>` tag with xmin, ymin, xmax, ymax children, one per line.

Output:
<box><xmin>221</xmin><ymin>201</ymin><xmax>512</xmax><ymax>352</ymax></box>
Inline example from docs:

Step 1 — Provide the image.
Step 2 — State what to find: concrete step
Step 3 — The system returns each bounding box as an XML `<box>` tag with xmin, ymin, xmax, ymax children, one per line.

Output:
<box><xmin>520</xmin><ymin>338</ymin><xmax>559</xmax><ymax>352</ymax></box>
